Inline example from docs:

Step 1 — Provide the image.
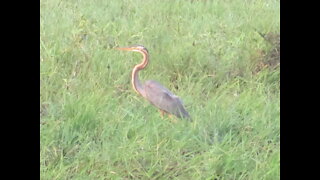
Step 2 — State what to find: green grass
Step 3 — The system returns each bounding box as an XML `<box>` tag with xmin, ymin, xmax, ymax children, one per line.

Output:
<box><xmin>40</xmin><ymin>0</ymin><xmax>280</xmax><ymax>179</ymax></box>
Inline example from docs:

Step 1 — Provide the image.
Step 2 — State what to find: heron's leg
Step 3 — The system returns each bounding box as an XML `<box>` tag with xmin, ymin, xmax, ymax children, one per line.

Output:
<box><xmin>159</xmin><ymin>109</ymin><xmax>166</xmax><ymax>117</ymax></box>
<box><xmin>168</xmin><ymin>114</ymin><xmax>178</xmax><ymax>123</ymax></box>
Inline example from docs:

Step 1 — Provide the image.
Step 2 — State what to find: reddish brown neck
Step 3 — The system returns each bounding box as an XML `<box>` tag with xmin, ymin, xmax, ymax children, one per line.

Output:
<box><xmin>131</xmin><ymin>50</ymin><xmax>149</xmax><ymax>98</ymax></box>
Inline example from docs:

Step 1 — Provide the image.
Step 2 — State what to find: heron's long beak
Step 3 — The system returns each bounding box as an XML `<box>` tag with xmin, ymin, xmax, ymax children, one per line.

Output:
<box><xmin>115</xmin><ymin>47</ymin><xmax>135</xmax><ymax>51</ymax></box>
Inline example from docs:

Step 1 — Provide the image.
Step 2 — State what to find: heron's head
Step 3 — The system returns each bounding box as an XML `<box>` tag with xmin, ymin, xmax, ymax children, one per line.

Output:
<box><xmin>116</xmin><ymin>45</ymin><xmax>149</xmax><ymax>54</ymax></box>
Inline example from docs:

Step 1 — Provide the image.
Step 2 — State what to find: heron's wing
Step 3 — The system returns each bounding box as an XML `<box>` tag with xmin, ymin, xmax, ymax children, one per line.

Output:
<box><xmin>144</xmin><ymin>80</ymin><xmax>190</xmax><ymax>119</ymax></box>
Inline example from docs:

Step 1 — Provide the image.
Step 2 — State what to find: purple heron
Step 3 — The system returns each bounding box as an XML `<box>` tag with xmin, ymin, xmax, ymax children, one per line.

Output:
<box><xmin>116</xmin><ymin>45</ymin><xmax>191</xmax><ymax>120</ymax></box>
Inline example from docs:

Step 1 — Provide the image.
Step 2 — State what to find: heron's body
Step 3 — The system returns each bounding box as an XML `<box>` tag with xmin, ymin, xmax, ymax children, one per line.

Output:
<box><xmin>116</xmin><ymin>45</ymin><xmax>190</xmax><ymax>119</ymax></box>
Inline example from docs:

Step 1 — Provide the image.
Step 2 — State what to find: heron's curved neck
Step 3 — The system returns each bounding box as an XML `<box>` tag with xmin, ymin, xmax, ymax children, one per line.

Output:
<box><xmin>132</xmin><ymin>50</ymin><xmax>149</xmax><ymax>98</ymax></box>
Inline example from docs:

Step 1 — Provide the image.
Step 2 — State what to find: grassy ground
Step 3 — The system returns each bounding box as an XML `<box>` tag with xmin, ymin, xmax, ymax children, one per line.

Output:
<box><xmin>40</xmin><ymin>0</ymin><xmax>280</xmax><ymax>179</ymax></box>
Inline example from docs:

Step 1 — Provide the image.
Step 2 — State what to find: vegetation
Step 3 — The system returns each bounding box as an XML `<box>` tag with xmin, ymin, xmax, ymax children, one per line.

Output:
<box><xmin>40</xmin><ymin>0</ymin><xmax>280</xmax><ymax>179</ymax></box>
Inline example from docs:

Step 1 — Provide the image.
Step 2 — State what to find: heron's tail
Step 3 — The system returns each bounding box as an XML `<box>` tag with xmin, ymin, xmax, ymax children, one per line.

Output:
<box><xmin>178</xmin><ymin>108</ymin><xmax>192</xmax><ymax>122</ymax></box>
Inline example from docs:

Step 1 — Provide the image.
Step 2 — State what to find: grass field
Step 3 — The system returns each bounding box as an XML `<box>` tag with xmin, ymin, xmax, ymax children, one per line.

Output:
<box><xmin>40</xmin><ymin>0</ymin><xmax>280</xmax><ymax>179</ymax></box>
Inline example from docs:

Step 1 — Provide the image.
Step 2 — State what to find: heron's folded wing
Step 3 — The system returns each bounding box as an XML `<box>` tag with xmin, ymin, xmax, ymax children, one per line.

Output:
<box><xmin>144</xmin><ymin>80</ymin><xmax>189</xmax><ymax>118</ymax></box>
